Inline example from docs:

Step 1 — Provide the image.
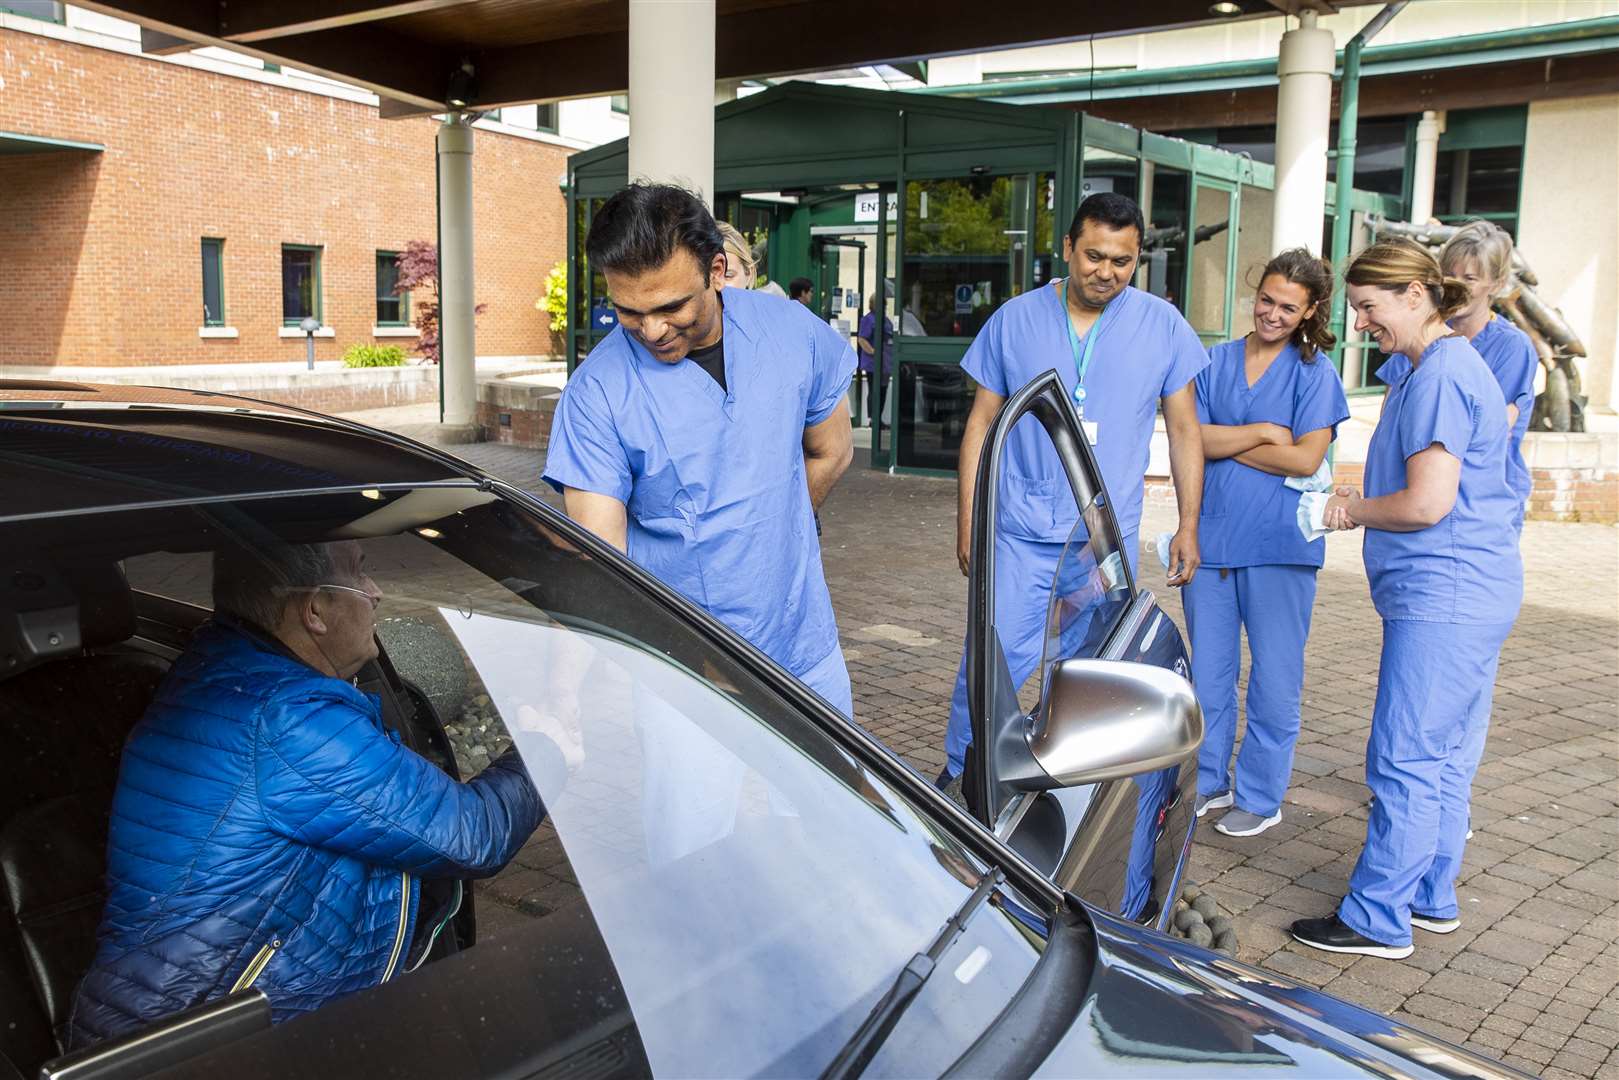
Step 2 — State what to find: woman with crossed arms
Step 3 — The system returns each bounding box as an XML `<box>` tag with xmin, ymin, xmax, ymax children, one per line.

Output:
<box><xmin>1186</xmin><ymin>248</ymin><xmax>1349</xmax><ymax>839</ymax></box>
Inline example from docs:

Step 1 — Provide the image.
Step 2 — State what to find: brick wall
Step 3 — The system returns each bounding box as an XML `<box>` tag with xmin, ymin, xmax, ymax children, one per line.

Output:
<box><xmin>0</xmin><ymin>29</ymin><xmax>569</xmax><ymax>367</ymax></box>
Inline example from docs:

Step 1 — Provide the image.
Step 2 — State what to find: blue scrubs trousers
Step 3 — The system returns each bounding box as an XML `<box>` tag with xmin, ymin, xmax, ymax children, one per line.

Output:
<box><xmin>1339</xmin><ymin>618</ymin><xmax>1514</xmax><ymax>946</ymax></box>
<box><xmin>1184</xmin><ymin>564</ymin><xmax>1318</xmax><ymax>817</ymax></box>
<box><xmin>944</xmin><ymin>531</ymin><xmax>1137</xmax><ymax>777</ymax></box>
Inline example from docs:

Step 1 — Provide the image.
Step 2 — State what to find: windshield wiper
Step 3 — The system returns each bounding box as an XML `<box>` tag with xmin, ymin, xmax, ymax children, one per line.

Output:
<box><xmin>818</xmin><ymin>867</ymin><xmax>1005</xmax><ymax>1080</ymax></box>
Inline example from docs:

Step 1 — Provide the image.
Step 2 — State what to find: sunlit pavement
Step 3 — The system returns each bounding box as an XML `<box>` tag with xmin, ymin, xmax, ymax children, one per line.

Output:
<box><xmin>346</xmin><ymin>404</ymin><xmax>1619</xmax><ymax>1079</ymax></box>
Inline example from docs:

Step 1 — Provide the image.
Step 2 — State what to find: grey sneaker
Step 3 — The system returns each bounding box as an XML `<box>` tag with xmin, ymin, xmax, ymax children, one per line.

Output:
<box><xmin>1215</xmin><ymin>808</ymin><xmax>1282</xmax><ymax>837</ymax></box>
<box><xmin>1195</xmin><ymin>791</ymin><xmax>1234</xmax><ymax>818</ymax></box>
<box><xmin>1410</xmin><ymin>911</ymin><xmax>1461</xmax><ymax>934</ymax></box>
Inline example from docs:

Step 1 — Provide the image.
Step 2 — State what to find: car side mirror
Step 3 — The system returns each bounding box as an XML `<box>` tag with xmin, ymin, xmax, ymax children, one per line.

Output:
<box><xmin>1003</xmin><ymin>659</ymin><xmax>1202</xmax><ymax>790</ymax></box>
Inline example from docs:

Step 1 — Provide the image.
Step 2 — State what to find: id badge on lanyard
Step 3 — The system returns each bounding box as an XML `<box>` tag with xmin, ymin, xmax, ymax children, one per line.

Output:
<box><xmin>1058</xmin><ymin>279</ymin><xmax>1112</xmax><ymax>444</ymax></box>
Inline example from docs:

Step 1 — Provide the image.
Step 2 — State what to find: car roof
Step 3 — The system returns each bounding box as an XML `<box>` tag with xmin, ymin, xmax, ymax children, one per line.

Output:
<box><xmin>0</xmin><ymin>380</ymin><xmax>475</xmax><ymax>521</ymax></box>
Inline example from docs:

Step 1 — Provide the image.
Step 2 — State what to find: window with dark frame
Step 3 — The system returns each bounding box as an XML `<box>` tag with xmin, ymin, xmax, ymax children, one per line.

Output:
<box><xmin>201</xmin><ymin>238</ymin><xmax>225</xmax><ymax>327</ymax></box>
<box><xmin>0</xmin><ymin>2</ymin><xmax>64</xmax><ymax>22</ymax></box>
<box><xmin>536</xmin><ymin>102</ymin><xmax>558</xmax><ymax>132</ymax></box>
<box><xmin>281</xmin><ymin>244</ymin><xmax>322</xmax><ymax>325</ymax></box>
<box><xmin>376</xmin><ymin>251</ymin><xmax>408</xmax><ymax>326</ymax></box>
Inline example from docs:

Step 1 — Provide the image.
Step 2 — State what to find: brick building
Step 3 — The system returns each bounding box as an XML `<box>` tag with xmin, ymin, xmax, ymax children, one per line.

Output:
<box><xmin>0</xmin><ymin>12</ymin><xmax>575</xmax><ymax>369</ymax></box>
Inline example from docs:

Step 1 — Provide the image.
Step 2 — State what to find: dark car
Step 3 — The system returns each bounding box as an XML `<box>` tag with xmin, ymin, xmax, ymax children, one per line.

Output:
<box><xmin>0</xmin><ymin>376</ymin><xmax>1520</xmax><ymax>1079</ymax></box>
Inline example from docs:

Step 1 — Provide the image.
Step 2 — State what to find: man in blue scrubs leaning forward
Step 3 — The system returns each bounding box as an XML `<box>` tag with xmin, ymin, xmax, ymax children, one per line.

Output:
<box><xmin>543</xmin><ymin>184</ymin><xmax>857</xmax><ymax>717</ymax></box>
<box><xmin>942</xmin><ymin>192</ymin><xmax>1209</xmax><ymax>787</ymax></box>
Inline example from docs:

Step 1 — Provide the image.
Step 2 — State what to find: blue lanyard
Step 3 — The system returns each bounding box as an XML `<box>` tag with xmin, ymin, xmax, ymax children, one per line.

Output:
<box><xmin>1056</xmin><ymin>279</ymin><xmax>1118</xmax><ymax>416</ymax></box>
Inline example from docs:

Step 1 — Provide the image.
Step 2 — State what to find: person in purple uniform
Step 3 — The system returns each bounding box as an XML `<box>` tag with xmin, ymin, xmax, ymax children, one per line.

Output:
<box><xmin>1185</xmin><ymin>249</ymin><xmax>1350</xmax><ymax>838</ymax></box>
<box><xmin>1291</xmin><ymin>241</ymin><xmax>1521</xmax><ymax>960</ymax></box>
<box><xmin>1376</xmin><ymin>220</ymin><xmax>1538</xmax><ymax>532</ymax></box>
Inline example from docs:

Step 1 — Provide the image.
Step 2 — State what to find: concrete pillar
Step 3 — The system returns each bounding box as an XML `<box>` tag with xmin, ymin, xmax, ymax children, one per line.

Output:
<box><xmin>437</xmin><ymin>114</ymin><xmax>478</xmax><ymax>440</ymax></box>
<box><xmin>1410</xmin><ymin>110</ymin><xmax>1442</xmax><ymax>225</ymax></box>
<box><xmin>1271</xmin><ymin>12</ymin><xmax>1336</xmax><ymax>254</ymax></box>
<box><xmin>627</xmin><ymin>0</ymin><xmax>716</xmax><ymax>203</ymax></box>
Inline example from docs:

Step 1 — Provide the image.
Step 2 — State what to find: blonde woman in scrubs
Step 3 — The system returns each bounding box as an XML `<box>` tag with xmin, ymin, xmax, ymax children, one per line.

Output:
<box><xmin>1291</xmin><ymin>241</ymin><xmax>1521</xmax><ymax>959</ymax></box>
<box><xmin>1378</xmin><ymin>220</ymin><xmax>1538</xmax><ymax>531</ymax></box>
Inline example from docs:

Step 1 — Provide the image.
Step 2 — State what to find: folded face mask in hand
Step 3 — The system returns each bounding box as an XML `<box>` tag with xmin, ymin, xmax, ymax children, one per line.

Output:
<box><xmin>1156</xmin><ymin>531</ymin><xmax>1175</xmax><ymax>573</ymax></box>
<box><xmin>1297</xmin><ymin>491</ymin><xmax>1331</xmax><ymax>541</ymax></box>
<box><xmin>1285</xmin><ymin>457</ymin><xmax>1335</xmax><ymax>493</ymax></box>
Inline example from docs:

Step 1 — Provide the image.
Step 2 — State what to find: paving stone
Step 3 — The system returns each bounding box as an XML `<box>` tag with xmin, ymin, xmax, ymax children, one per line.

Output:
<box><xmin>1423</xmin><ymin>971</ymin><xmax>1514</xmax><ymax>1011</ymax></box>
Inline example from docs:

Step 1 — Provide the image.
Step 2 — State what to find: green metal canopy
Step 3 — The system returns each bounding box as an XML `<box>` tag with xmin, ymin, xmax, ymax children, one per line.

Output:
<box><xmin>568</xmin><ymin>82</ymin><xmax>1400</xmax><ymax>475</ymax></box>
<box><xmin>0</xmin><ymin>131</ymin><xmax>104</xmax><ymax>156</ymax></box>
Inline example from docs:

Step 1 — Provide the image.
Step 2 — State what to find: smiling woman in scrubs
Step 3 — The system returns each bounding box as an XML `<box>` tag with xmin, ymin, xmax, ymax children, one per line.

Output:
<box><xmin>1378</xmin><ymin>221</ymin><xmax>1539</xmax><ymax>532</ymax></box>
<box><xmin>1185</xmin><ymin>249</ymin><xmax>1349</xmax><ymax>839</ymax></box>
<box><xmin>1291</xmin><ymin>241</ymin><xmax>1522</xmax><ymax>960</ymax></box>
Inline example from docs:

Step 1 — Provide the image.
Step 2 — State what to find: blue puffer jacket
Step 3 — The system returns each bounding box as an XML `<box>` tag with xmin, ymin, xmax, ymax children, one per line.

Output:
<box><xmin>68</xmin><ymin>619</ymin><xmax>544</xmax><ymax>1047</ymax></box>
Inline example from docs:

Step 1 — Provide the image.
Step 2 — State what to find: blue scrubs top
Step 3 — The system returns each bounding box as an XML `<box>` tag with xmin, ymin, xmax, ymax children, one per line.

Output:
<box><xmin>961</xmin><ymin>284</ymin><xmax>1208</xmax><ymax>547</ymax></box>
<box><xmin>1195</xmin><ymin>339</ymin><xmax>1350</xmax><ymax>569</ymax></box>
<box><xmin>542</xmin><ymin>288</ymin><xmax>856</xmax><ymax>678</ymax></box>
<box><xmin>1381</xmin><ymin>314</ymin><xmax>1538</xmax><ymax>510</ymax></box>
<box><xmin>1365</xmin><ymin>336</ymin><xmax>1523</xmax><ymax>625</ymax></box>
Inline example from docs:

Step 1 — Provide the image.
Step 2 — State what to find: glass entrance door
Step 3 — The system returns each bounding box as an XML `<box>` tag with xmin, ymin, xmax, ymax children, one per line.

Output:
<box><xmin>1188</xmin><ymin>179</ymin><xmax>1238</xmax><ymax>345</ymax></box>
<box><xmin>889</xmin><ymin>171</ymin><xmax>1052</xmax><ymax>473</ymax></box>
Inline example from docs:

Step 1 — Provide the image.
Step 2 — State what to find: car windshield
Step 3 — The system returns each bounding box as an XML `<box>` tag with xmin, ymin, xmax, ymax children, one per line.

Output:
<box><xmin>1</xmin><ymin>483</ymin><xmax>1043</xmax><ymax>1078</ymax></box>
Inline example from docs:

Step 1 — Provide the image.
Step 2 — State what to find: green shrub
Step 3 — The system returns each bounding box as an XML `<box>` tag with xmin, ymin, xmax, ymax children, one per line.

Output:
<box><xmin>342</xmin><ymin>343</ymin><xmax>408</xmax><ymax>368</ymax></box>
<box><xmin>538</xmin><ymin>260</ymin><xmax>567</xmax><ymax>333</ymax></box>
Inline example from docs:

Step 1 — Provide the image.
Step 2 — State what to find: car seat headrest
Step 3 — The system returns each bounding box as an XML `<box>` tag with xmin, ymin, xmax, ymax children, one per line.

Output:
<box><xmin>0</xmin><ymin>562</ymin><xmax>135</xmax><ymax>679</ymax></box>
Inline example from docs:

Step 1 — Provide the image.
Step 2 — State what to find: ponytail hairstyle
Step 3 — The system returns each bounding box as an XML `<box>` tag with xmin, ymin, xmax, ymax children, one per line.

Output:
<box><xmin>1344</xmin><ymin>239</ymin><xmax>1469</xmax><ymax>321</ymax></box>
<box><xmin>1439</xmin><ymin>219</ymin><xmax>1515</xmax><ymax>295</ymax></box>
<box><xmin>1256</xmin><ymin>247</ymin><xmax>1336</xmax><ymax>362</ymax></box>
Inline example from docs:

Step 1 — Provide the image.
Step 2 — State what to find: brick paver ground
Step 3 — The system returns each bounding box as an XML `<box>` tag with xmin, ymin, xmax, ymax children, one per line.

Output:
<box><xmin>350</xmin><ymin>405</ymin><xmax>1619</xmax><ymax>1079</ymax></box>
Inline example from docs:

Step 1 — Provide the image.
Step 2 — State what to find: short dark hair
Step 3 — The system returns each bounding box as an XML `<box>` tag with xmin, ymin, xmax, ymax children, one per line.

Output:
<box><xmin>788</xmin><ymin>277</ymin><xmax>814</xmax><ymax>300</ymax></box>
<box><xmin>213</xmin><ymin>541</ymin><xmax>337</xmax><ymax>631</ymax></box>
<box><xmin>585</xmin><ymin>182</ymin><xmax>725</xmax><ymax>281</ymax></box>
<box><xmin>1067</xmin><ymin>192</ymin><xmax>1145</xmax><ymax>246</ymax></box>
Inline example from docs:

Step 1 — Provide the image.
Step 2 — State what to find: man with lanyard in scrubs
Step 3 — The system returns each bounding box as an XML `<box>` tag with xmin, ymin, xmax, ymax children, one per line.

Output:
<box><xmin>1185</xmin><ymin>249</ymin><xmax>1349</xmax><ymax>838</ymax></box>
<box><xmin>1378</xmin><ymin>220</ymin><xmax>1538</xmax><ymax>533</ymax></box>
<box><xmin>1291</xmin><ymin>241</ymin><xmax>1521</xmax><ymax>959</ymax></box>
<box><xmin>940</xmin><ymin>191</ymin><xmax>1209</xmax><ymax>787</ymax></box>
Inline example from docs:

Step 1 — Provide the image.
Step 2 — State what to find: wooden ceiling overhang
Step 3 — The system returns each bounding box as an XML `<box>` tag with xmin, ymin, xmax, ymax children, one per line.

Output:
<box><xmin>74</xmin><ymin>0</ymin><xmax>1372</xmax><ymax>119</ymax></box>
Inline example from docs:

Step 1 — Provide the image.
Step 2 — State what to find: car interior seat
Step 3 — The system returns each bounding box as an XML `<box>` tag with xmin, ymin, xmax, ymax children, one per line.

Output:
<box><xmin>0</xmin><ymin>562</ymin><xmax>171</xmax><ymax>1069</ymax></box>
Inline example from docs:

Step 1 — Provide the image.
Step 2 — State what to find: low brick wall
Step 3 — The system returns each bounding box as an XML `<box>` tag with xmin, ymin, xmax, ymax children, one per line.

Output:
<box><xmin>1141</xmin><ymin>430</ymin><xmax>1618</xmax><ymax>525</ymax></box>
<box><xmin>476</xmin><ymin>378</ymin><xmax>559</xmax><ymax>449</ymax></box>
<box><xmin>9</xmin><ymin>362</ymin><xmax>438</xmax><ymax>414</ymax></box>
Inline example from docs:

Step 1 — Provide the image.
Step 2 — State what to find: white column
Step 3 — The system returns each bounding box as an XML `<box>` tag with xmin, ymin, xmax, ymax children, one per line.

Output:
<box><xmin>437</xmin><ymin>114</ymin><xmax>477</xmax><ymax>438</ymax></box>
<box><xmin>1410</xmin><ymin>110</ymin><xmax>1443</xmax><ymax>225</ymax></box>
<box><xmin>628</xmin><ymin>0</ymin><xmax>716</xmax><ymax>203</ymax></box>
<box><xmin>1271</xmin><ymin>11</ymin><xmax>1336</xmax><ymax>254</ymax></box>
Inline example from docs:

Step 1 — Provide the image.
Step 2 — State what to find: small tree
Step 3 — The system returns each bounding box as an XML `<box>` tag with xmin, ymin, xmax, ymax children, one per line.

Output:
<box><xmin>538</xmin><ymin>260</ymin><xmax>567</xmax><ymax>333</ymax></box>
<box><xmin>394</xmin><ymin>240</ymin><xmax>486</xmax><ymax>365</ymax></box>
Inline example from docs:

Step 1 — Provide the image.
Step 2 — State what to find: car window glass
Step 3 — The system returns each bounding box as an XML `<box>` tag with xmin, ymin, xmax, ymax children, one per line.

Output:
<box><xmin>1</xmin><ymin>490</ymin><xmax>1042</xmax><ymax>1079</ymax></box>
<box><xmin>1038</xmin><ymin>465</ymin><xmax>1132</xmax><ymax>683</ymax></box>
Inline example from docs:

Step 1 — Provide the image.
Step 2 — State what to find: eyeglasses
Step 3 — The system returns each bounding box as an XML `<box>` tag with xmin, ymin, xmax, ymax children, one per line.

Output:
<box><xmin>316</xmin><ymin>583</ymin><xmax>381</xmax><ymax>610</ymax></box>
<box><xmin>268</xmin><ymin>583</ymin><xmax>382</xmax><ymax>611</ymax></box>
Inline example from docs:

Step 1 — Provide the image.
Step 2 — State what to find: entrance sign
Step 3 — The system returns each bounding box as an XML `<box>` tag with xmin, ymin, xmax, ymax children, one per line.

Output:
<box><xmin>853</xmin><ymin>191</ymin><xmax>898</xmax><ymax>223</ymax></box>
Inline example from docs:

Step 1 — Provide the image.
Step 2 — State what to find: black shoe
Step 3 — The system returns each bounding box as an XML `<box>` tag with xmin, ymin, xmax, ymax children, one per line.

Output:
<box><xmin>1290</xmin><ymin>914</ymin><xmax>1413</xmax><ymax>959</ymax></box>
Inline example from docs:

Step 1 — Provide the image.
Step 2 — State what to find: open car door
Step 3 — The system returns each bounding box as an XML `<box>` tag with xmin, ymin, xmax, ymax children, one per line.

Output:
<box><xmin>964</xmin><ymin>370</ymin><xmax>1200</xmax><ymax>932</ymax></box>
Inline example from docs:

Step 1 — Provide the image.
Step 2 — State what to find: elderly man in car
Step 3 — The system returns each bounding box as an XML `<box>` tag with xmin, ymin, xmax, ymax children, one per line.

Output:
<box><xmin>68</xmin><ymin>539</ymin><xmax>552</xmax><ymax>1047</ymax></box>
